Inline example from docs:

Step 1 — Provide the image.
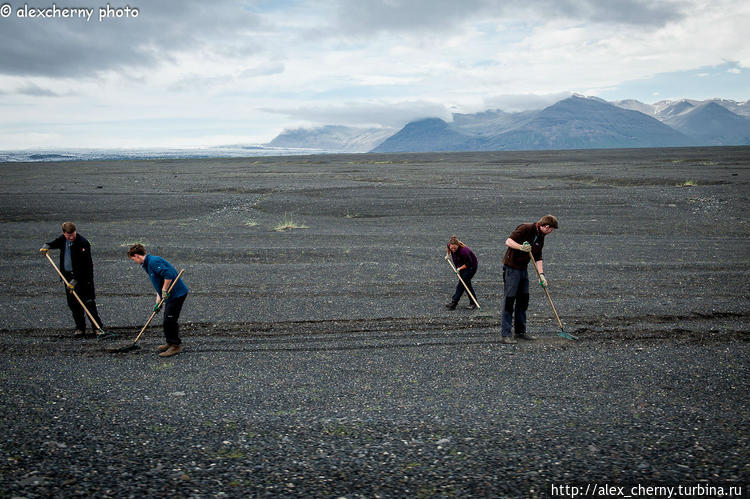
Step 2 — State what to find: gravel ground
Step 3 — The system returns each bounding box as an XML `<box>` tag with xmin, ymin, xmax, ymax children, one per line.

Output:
<box><xmin>1</xmin><ymin>148</ymin><xmax>749</xmax><ymax>497</ymax></box>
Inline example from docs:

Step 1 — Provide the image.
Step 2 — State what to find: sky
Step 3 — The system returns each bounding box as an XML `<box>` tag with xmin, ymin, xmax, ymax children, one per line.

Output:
<box><xmin>0</xmin><ymin>0</ymin><xmax>748</xmax><ymax>150</ymax></box>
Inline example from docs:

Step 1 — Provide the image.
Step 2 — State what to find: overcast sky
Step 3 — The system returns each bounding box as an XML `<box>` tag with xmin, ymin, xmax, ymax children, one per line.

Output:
<box><xmin>0</xmin><ymin>0</ymin><xmax>748</xmax><ymax>149</ymax></box>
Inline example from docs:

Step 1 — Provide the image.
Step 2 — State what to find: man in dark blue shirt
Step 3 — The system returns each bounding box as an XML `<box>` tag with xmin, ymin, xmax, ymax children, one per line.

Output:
<box><xmin>128</xmin><ymin>244</ymin><xmax>188</xmax><ymax>357</ymax></box>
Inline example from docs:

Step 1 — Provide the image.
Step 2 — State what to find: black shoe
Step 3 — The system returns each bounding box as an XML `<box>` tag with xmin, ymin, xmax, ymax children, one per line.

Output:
<box><xmin>466</xmin><ymin>303</ymin><xmax>476</xmax><ymax>310</ymax></box>
<box><xmin>500</xmin><ymin>336</ymin><xmax>517</xmax><ymax>344</ymax></box>
<box><xmin>515</xmin><ymin>333</ymin><xmax>535</xmax><ymax>341</ymax></box>
<box><xmin>73</xmin><ymin>329</ymin><xmax>85</xmax><ymax>338</ymax></box>
<box><xmin>445</xmin><ymin>300</ymin><xmax>458</xmax><ymax>310</ymax></box>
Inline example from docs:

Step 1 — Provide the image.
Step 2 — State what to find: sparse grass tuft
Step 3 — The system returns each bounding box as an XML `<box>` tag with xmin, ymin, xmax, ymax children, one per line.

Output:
<box><xmin>273</xmin><ymin>212</ymin><xmax>308</xmax><ymax>231</ymax></box>
<box><xmin>120</xmin><ymin>240</ymin><xmax>149</xmax><ymax>247</ymax></box>
<box><xmin>677</xmin><ymin>180</ymin><xmax>698</xmax><ymax>187</ymax></box>
<box><xmin>216</xmin><ymin>448</ymin><xmax>245</xmax><ymax>459</ymax></box>
<box><xmin>245</xmin><ymin>219</ymin><xmax>258</xmax><ymax>227</ymax></box>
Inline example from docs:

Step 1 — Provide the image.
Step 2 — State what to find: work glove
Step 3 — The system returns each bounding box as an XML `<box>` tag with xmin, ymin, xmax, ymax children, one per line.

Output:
<box><xmin>153</xmin><ymin>302</ymin><xmax>162</xmax><ymax>313</ymax></box>
<box><xmin>161</xmin><ymin>290</ymin><xmax>170</xmax><ymax>301</ymax></box>
<box><xmin>520</xmin><ymin>242</ymin><xmax>532</xmax><ymax>253</ymax></box>
<box><xmin>67</xmin><ymin>279</ymin><xmax>78</xmax><ymax>290</ymax></box>
<box><xmin>39</xmin><ymin>245</ymin><xmax>50</xmax><ymax>254</ymax></box>
<box><xmin>539</xmin><ymin>273</ymin><xmax>548</xmax><ymax>288</ymax></box>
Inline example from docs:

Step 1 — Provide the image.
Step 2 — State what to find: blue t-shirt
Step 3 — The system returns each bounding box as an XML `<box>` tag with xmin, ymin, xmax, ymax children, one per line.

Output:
<box><xmin>142</xmin><ymin>254</ymin><xmax>188</xmax><ymax>299</ymax></box>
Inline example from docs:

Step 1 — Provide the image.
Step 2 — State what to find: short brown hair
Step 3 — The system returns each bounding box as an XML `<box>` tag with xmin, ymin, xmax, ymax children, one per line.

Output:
<box><xmin>127</xmin><ymin>244</ymin><xmax>146</xmax><ymax>257</ymax></box>
<box><xmin>538</xmin><ymin>215</ymin><xmax>558</xmax><ymax>228</ymax></box>
<box><xmin>62</xmin><ymin>222</ymin><xmax>76</xmax><ymax>234</ymax></box>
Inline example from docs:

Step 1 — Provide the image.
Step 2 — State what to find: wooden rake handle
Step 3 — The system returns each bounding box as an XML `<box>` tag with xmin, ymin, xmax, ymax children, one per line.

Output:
<box><xmin>131</xmin><ymin>269</ymin><xmax>185</xmax><ymax>345</ymax></box>
<box><xmin>44</xmin><ymin>251</ymin><xmax>102</xmax><ymax>330</ymax></box>
<box><xmin>528</xmin><ymin>251</ymin><xmax>564</xmax><ymax>330</ymax></box>
<box><xmin>444</xmin><ymin>253</ymin><xmax>480</xmax><ymax>309</ymax></box>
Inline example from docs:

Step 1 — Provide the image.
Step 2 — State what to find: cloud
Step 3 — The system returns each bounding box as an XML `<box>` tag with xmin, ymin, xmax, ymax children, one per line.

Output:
<box><xmin>16</xmin><ymin>83</ymin><xmax>65</xmax><ymax>97</ymax></box>
<box><xmin>0</xmin><ymin>81</ymin><xmax>67</xmax><ymax>97</ymax></box>
<box><xmin>482</xmin><ymin>92</ymin><xmax>573</xmax><ymax>112</ymax></box>
<box><xmin>596</xmin><ymin>61</ymin><xmax>750</xmax><ymax>102</ymax></box>
<box><xmin>262</xmin><ymin>100</ymin><xmax>453</xmax><ymax>128</ymax></box>
<box><xmin>540</xmin><ymin>0</ymin><xmax>685</xmax><ymax>26</ymax></box>
<box><xmin>328</xmin><ymin>0</ymin><xmax>686</xmax><ymax>36</ymax></box>
<box><xmin>240</xmin><ymin>63</ymin><xmax>286</xmax><ymax>78</ymax></box>
<box><xmin>0</xmin><ymin>0</ymin><xmax>261</xmax><ymax>78</ymax></box>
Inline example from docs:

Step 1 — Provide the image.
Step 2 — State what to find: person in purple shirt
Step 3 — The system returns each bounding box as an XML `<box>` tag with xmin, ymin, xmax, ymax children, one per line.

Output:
<box><xmin>445</xmin><ymin>235</ymin><xmax>479</xmax><ymax>310</ymax></box>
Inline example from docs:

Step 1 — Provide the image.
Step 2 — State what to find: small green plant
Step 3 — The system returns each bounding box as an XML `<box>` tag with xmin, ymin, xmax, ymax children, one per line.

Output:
<box><xmin>120</xmin><ymin>240</ymin><xmax>149</xmax><ymax>247</ymax></box>
<box><xmin>677</xmin><ymin>180</ymin><xmax>698</xmax><ymax>187</ymax></box>
<box><xmin>245</xmin><ymin>219</ymin><xmax>259</xmax><ymax>227</ymax></box>
<box><xmin>273</xmin><ymin>212</ymin><xmax>308</xmax><ymax>231</ymax></box>
<box><xmin>216</xmin><ymin>448</ymin><xmax>245</xmax><ymax>459</ymax></box>
<box><xmin>323</xmin><ymin>424</ymin><xmax>359</xmax><ymax>436</ymax></box>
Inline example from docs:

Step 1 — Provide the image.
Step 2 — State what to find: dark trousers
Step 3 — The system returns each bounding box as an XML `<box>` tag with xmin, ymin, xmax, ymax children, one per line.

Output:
<box><xmin>163</xmin><ymin>294</ymin><xmax>187</xmax><ymax>345</ymax></box>
<box><xmin>452</xmin><ymin>267</ymin><xmax>477</xmax><ymax>303</ymax></box>
<box><xmin>501</xmin><ymin>265</ymin><xmax>529</xmax><ymax>337</ymax></box>
<box><xmin>63</xmin><ymin>272</ymin><xmax>103</xmax><ymax>331</ymax></box>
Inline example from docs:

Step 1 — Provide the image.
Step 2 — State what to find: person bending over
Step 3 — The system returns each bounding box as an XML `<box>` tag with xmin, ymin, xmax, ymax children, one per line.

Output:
<box><xmin>500</xmin><ymin>215</ymin><xmax>558</xmax><ymax>344</ymax></box>
<box><xmin>445</xmin><ymin>235</ymin><xmax>479</xmax><ymax>310</ymax></box>
<box><xmin>127</xmin><ymin>244</ymin><xmax>189</xmax><ymax>357</ymax></box>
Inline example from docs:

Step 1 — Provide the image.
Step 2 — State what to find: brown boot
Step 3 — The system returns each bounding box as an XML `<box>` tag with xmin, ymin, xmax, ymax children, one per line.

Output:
<box><xmin>74</xmin><ymin>329</ymin><xmax>85</xmax><ymax>338</ymax></box>
<box><xmin>159</xmin><ymin>344</ymin><xmax>182</xmax><ymax>357</ymax></box>
<box><xmin>157</xmin><ymin>344</ymin><xmax>170</xmax><ymax>352</ymax></box>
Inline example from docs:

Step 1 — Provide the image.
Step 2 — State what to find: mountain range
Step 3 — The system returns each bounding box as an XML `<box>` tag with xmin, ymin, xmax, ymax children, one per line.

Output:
<box><xmin>266</xmin><ymin>96</ymin><xmax>750</xmax><ymax>153</ymax></box>
<box><xmin>266</xmin><ymin>125</ymin><xmax>396</xmax><ymax>153</ymax></box>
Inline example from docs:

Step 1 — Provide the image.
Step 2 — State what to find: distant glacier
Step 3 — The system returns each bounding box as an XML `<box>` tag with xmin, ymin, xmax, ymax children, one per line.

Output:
<box><xmin>0</xmin><ymin>145</ymin><xmax>335</xmax><ymax>163</ymax></box>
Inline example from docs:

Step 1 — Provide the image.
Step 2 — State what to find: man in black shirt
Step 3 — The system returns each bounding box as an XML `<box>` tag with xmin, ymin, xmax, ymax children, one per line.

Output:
<box><xmin>500</xmin><ymin>215</ymin><xmax>558</xmax><ymax>343</ymax></box>
<box><xmin>41</xmin><ymin>222</ymin><xmax>105</xmax><ymax>337</ymax></box>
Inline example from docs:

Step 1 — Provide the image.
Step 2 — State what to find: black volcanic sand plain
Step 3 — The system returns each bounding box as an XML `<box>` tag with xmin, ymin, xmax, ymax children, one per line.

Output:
<box><xmin>0</xmin><ymin>148</ymin><xmax>748</xmax><ymax>497</ymax></box>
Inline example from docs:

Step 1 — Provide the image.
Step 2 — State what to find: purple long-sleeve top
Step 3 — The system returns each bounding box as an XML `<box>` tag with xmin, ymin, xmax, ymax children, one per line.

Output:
<box><xmin>448</xmin><ymin>245</ymin><xmax>478</xmax><ymax>270</ymax></box>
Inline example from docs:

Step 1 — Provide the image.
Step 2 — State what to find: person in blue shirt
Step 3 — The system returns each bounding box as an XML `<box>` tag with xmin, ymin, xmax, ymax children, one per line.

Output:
<box><xmin>127</xmin><ymin>244</ymin><xmax>188</xmax><ymax>357</ymax></box>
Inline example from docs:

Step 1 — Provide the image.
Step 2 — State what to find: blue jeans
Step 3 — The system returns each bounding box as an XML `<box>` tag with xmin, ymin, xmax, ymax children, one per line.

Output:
<box><xmin>501</xmin><ymin>265</ymin><xmax>529</xmax><ymax>337</ymax></box>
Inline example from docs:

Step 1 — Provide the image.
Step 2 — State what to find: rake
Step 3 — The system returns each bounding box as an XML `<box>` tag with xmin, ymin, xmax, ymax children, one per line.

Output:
<box><xmin>444</xmin><ymin>253</ymin><xmax>480</xmax><ymax>309</ymax></box>
<box><xmin>528</xmin><ymin>250</ymin><xmax>576</xmax><ymax>340</ymax></box>
<box><xmin>110</xmin><ymin>269</ymin><xmax>185</xmax><ymax>353</ymax></box>
<box><xmin>44</xmin><ymin>252</ymin><xmax>117</xmax><ymax>339</ymax></box>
